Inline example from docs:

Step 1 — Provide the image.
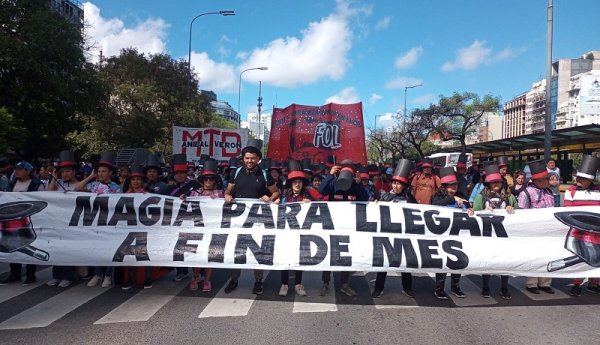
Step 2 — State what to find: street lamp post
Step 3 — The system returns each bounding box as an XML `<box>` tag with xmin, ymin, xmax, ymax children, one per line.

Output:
<box><xmin>402</xmin><ymin>83</ymin><xmax>422</xmax><ymax>133</ymax></box>
<box><xmin>238</xmin><ymin>67</ymin><xmax>268</xmax><ymax>125</ymax></box>
<box><xmin>374</xmin><ymin>115</ymin><xmax>382</xmax><ymax>130</ymax></box>
<box><xmin>188</xmin><ymin>10</ymin><xmax>235</xmax><ymax>81</ymax></box>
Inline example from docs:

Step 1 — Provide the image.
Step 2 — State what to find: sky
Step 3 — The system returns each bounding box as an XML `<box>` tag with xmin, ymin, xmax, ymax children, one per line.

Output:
<box><xmin>82</xmin><ymin>0</ymin><xmax>600</xmax><ymax>130</ymax></box>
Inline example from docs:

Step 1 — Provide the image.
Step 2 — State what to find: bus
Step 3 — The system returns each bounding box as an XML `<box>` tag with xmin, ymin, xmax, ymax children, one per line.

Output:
<box><xmin>426</xmin><ymin>152</ymin><xmax>473</xmax><ymax>168</ymax></box>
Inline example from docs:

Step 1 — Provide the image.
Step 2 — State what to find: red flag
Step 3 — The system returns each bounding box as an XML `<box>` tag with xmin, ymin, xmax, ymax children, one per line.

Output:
<box><xmin>267</xmin><ymin>102</ymin><xmax>367</xmax><ymax>165</ymax></box>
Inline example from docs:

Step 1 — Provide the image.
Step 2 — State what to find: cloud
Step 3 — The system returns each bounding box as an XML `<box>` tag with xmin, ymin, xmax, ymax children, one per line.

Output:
<box><xmin>441</xmin><ymin>40</ymin><xmax>524</xmax><ymax>72</ymax></box>
<box><xmin>375</xmin><ymin>16</ymin><xmax>391</xmax><ymax>30</ymax></box>
<box><xmin>369</xmin><ymin>93</ymin><xmax>383</xmax><ymax>105</ymax></box>
<box><xmin>190</xmin><ymin>52</ymin><xmax>237</xmax><ymax>92</ymax></box>
<box><xmin>412</xmin><ymin>93</ymin><xmax>436</xmax><ymax>105</ymax></box>
<box><xmin>394</xmin><ymin>46</ymin><xmax>423</xmax><ymax>69</ymax></box>
<box><xmin>325</xmin><ymin>87</ymin><xmax>360</xmax><ymax>104</ymax></box>
<box><xmin>384</xmin><ymin>76</ymin><xmax>423</xmax><ymax>90</ymax></box>
<box><xmin>377</xmin><ymin>112</ymin><xmax>396</xmax><ymax>130</ymax></box>
<box><xmin>83</xmin><ymin>2</ymin><xmax>168</xmax><ymax>63</ymax></box>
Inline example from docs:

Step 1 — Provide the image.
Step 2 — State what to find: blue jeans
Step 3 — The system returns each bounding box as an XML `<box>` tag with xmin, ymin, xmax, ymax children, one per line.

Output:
<box><xmin>94</xmin><ymin>267</ymin><xmax>112</xmax><ymax>277</ymax></box>
<box><xmin>554</xmin><ymin>194</ymin><xmax>561</xmax><ymax>207</ymax></box>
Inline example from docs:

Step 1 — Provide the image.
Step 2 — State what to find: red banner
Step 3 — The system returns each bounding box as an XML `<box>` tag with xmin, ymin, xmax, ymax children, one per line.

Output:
<box><xmin>267</xmin><ymin>102</ymin><xmax>367</xmax><ymax>165</ymax></box>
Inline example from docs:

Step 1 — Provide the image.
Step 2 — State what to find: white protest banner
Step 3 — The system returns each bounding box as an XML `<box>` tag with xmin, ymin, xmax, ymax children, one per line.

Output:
<box><xmin>172</xmin><ymin>126</ymin><xmax>249</xmax><ymax>163</ymax></box>
<box><xmin>1</xmin><ymin>191</ymin><xmax>600</xmax><ymax>278</ymax></box>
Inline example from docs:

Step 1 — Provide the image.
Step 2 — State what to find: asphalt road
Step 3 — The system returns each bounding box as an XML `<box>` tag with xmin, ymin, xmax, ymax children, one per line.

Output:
<box><xmin>0</xmin><ymin>264</ymin><xmax>598</xmax><ymax>345</ymax></box>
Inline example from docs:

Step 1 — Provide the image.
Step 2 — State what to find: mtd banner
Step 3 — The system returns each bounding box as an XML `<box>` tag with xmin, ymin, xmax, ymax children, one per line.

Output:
<box><xmin>2</xmin><ymin>192</ymin><xmax>600</xmax><ymax>278</ymax></box>
<box><xmin>267</xmin><ymin>102</ymin><xmax>367</xmax><ymax>165</ymax></box>
<box><xmin>172</xmin><ymin>126</ymin><xmax>249</xmax><ymax>163</ymax></box>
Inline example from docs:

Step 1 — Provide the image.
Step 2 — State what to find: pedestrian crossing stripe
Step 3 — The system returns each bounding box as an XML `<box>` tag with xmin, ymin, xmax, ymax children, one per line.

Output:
<box><xmin>0</xmin><ymin>270</ymin><xmax>597</xmax><ymax>331</ymax></box>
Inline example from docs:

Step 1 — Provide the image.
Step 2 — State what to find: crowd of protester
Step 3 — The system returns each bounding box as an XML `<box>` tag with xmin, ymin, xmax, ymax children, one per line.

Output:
<box><xmin>1</xmin><ymin>142</ymin><xmax>599</xmax><ymax>300</ymax></box>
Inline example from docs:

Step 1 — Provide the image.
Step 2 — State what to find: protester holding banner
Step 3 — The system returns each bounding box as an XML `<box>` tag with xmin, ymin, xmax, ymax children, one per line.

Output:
<box><xmin>372</xmin><ymin>159</ymin><xmax>416</xmax><ymax>298</ymax></box>
<box><xmin>167</xmin><ymin>153</ymin><xmax>201</xmax><ymax>282</ymax></box>
<box><xmin>0</xmin><ymin>161</ymin><xmax>45</xmax><ymax>286</ymax></box>
<box><xmin>563</xmin><ymin>154</ymin><xmax>600</xmax><ymax>296</ymax></box>
<box><xmin>511</xmin><ymin>170</ymin><xmax>527</xmax><ymax>198</ymax></box>
<box><xmin>411</xmin><ymin>159</ymin><xmax>441</xmax><ymax>205</ymax></box>
<box><xmin>223</xmin><ymin>139</ymin><xmax>280</xmax><ymax>295</ymax></box>
<box><xmin>145</xmin><ymin>154</ymin><xmax>168</xmax><ymax>195</ymax></box>
<box><xmin>430</xmin><ymin>167</ymin><xmax>473</xmax><ymax>299</ymax></box>
<box><xmin>275</xmin><ymin>160</ymin><xmax>314</xmax><ymax>297</ymax></box>
<box><xmin>183</xmin><ymin>159</ymin><xmax>223</xmax><ymax>293</ymax></box>
<box><xmin>45</xmin><ymin>150</ymin><xmax>79</xmax><ymax>288</ymax></box>
<box><xmin>76</xmin><ymin>151</ymin><xmax>122</xmax><ymax>288</ymax></box>
<box><xmin>518</xmin><ymin>159</ymin><xmax>556</xmax><ymax>294</ymax></box>
<box><xmin>473</xmin><ymin>164</ymin><xmax>517</xmax><ymax>299</ymax></box>
<box><xmin>318</xmin><ymin>159</ymin><xmax>368</xmax><ymax>297</ymax></box>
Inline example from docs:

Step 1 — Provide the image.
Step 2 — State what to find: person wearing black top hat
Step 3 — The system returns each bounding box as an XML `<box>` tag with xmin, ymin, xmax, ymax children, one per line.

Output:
<box><xmin>145</xmin><ymin>153</ymin><xmax>168</xmax><ymax>195</ymax></box>
<box><xmin>411</xmin><ymin>158</ymin><xmax>441</xmax><ymax>205</ymax></box>
<box><xmin>167</xmin><ymin>153</ymin><xmax>201</xmax><ymax>282</ymax></box>
<box><xmin>517</xmin><ymin>159</ymin><xmax>555</xmax><ymax>294</ymax></box>
<box><xmin>472</xmin><ymin>164</ymin><xmax>517</xmax><ymax>299</ymax></box>
<box><xmin>563</xmin><ymin>154</ymin><xmax>600</xmax><ymax>296</ymax></box>
<box><xmin>223</xmin><ymin>139</ymin><xmax>280</xmax><ymax>295</ymax></box>
<box><xmin>372</xmin><ymin>159</ymin><xmax>417</xmax><ymax>298</ymax></box>
<box><xmin>318</xmin><ymin>159</ymin><xmax>368</xmax><ymax>297</ymax></box>
<box><xmin>46</xmin><ymin>150</ymin><xmax>80</xmax><ymax>287</ymax></box>
<box><xmin>431</xmin><ymin>167</ymin><xmax>473</xmax><ymax>299</ymax></box>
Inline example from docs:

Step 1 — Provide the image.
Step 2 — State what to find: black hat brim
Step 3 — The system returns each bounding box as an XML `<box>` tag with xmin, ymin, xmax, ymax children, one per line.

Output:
<box><xmin>554</xmin><ymin>211</ymin><xmax>600</xmax><ymax>233</ymax></box>
<box><xmin>0</xmin><ymin>201</ymin><xmax>48</xmax><ymax>221</ymax></box>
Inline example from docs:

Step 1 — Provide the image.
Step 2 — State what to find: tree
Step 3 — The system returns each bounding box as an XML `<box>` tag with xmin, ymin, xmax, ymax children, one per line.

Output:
<box><xmin>0</xmin><ymin>107</ymin><xmax>27</xmax><ymax>154</ymax></box>
<box><xmin>0</xmin><ymin>0</ymin><xmax>105</xmax><ymax>159</ymax></box>
<box><xmin>429</xmin><ymin>92</ymin><xmax>501</xmax><ymax>153</ymax></box>
<box><xmin>402</xmin><ymin>108</ymin><xmax>441</xmax><ymax>158</ymax></box>
<box><xmin>68</xmin><ymin>48</ymin><xmax>213</xmax><ymax>158</ymax></box>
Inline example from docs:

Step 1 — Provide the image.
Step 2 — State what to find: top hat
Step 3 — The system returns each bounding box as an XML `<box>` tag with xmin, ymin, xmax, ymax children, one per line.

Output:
<box><xmin>198</xmin><ymin>154</ymin><xmax>210</xmax><ymax>168</ymax></box>
<box><xmin>576</xmin><ymin>155</ymin><xmax>600</xmax><ymax>180</ymax></box>
<box><xmin>301</xmin><ymin>158</ymin><xmax>312</xmax><ymax>173</ymax></box>
<box><xmin>484</xmin><ymin>164</ymin><xmax>503</xmax><ymax>183</ymax></box>
<box><xmin>241</xmin><ymin>139</ymin><xmax>263</xmax><ymax>158</ymax></box>
<box><xmin>130</xmin><ymin>164</ymin><xmax>145</xmax><ymax>178</ymax></box>
<box><xmin>144</xmin><ymin>153</ymin><xmax>164</xmax><ymax>174</ymax></box>
<box><xmin>202</xmin><ymin>159</ymin><xmax>218</xmax><ymax>176</ymax></box>
<box><xmin>335</xmin><ymin>161</ymin><xmax>356</xmax><ymax>192</ymax></box>
<box><xmin>0</xmin><ymin>201</ymin><xmax>48</xmax><ymax>222</ymax></box>
<box><xmin>260</xmin><ymin>158</ymin><xmax>272</xmax><ymax>170</ymax></box>
<box><xmin>326</xmin><ymin>155</ymin><xmax>336</xmax><ymax>167</ymax></box>
<box><xmin>286</xmin><ymin>159</ymin><xmax>307</xmax><ymax>182</ymax></box>
<box><xmin>367</xmin><ymin>164</ymin><xmax>379</xmax><ymax>177</ymax></box>
<box><xmin>358</xmin><ymin>166</ymin><xmax>369</xmax><ymax>180</ymax></box>
<box><xmin>228</xmin><ymin>157</ymin><xmax>240</xmax><ymax>169</ymax></box>
<box><xmin>392</xmin><ymin>159</ymin><xmax>413</xmax><ymax>184</ymax></box>
<box><xmin>456</xmin><ymin>154</ymin><xmax>468</xmax><ymax>169</ymax></box>
<box><xmin>98</xmin><ymin>151</ymin><xmax>117</xmax><ymax>171</ymax></box>
<box><xmin>496</xmin><ymin>156</ymin><xmax>509</xmax><ymax>168</ymax></box>
<box><xmin>554</xmin><ymin>211</ymin><xmax>600</xmax><ymax>233</ymax></box>
<box><xmin>529</xmin><ymin>159</ymin><xmax>550</xmax><ymax>180</ymax></box>
<box><xmin>58</xmin><ymin>150</ymin><xmax>77</xmax><ymax>169</ymax></box>
<box><xmin>420</xmin><ymin>158</ymin><xmax>433</xmax><ymax>169</ymax></box>
<box><xmin>172</xmin><ymin>154</ymin><xmax>188</xmax><ymax>173</ymax></box>
<box><xmin>439</xmin><ymin>167</ymin><xmax>458</xmax><ymax>184</ymax></box>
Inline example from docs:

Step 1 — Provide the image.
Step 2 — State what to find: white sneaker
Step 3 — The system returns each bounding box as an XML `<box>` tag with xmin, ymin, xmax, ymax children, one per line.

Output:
<box><xmin>87</xmin><ymin>275</ymin><xmax>102</xmax><ymax>287</ymax></box>
<box><xmin>58</xmin><ymin>280</ymin><xmax>73</xmax><ymax>288</ymax></box>
<box><xmin>101</xmin><ymin>276</ymin><xmax>112</xmax><ymax>288</ymax></box>
<box><xmin>46</xmin><ymin>278</ymin><xmax>60</xmax><ymax>287</ymax></box>
<box><xmin>279</xmin><ymin>284</ymin><xmax>289</xmax><ymax>296</ymax></box>
<box><xmin>295</xmin><ymin>284</ymin><xmax>307</xmax><ymax>297</ymax></box>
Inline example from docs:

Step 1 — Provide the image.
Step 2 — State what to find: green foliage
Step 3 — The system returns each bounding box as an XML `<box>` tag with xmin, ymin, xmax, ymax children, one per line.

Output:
<box><xmin>207</xmin><ymin>114</ymin><xmax>238</xmax><ymax>129</ymax></box>
<box><xmin>69</xmin><ymin>48</ymin><xmax>212</xmax><ymax>159</ymax></box>
<box><xmin>0</xmin><ymin>0</ymin><xmax>105</xmax><ymax>159</ymax></box>
<box><xmin>0</xmin><ymin>107</ymin><xmax>27</xmax><ymax>153</ymax></box>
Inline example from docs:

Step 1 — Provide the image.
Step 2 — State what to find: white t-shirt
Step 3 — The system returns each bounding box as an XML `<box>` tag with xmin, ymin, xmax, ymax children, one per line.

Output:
<box><xmin>11</xmin><ymin>179</ymin><xmax>45</xmax><ymax>192</ymax></box>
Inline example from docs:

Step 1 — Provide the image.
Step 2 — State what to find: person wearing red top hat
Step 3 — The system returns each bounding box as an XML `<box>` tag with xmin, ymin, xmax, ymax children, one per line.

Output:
<box><xmin>456</xmin><ymin>154</ymin><xmax>471</xmax><ymax>197</ymax></box>
<box><xmin>472</xmin><ymin>164</ymin><xmax>517</xmax><ymax>299</ymax></box>
<box><xmin>145</xmin><ymin>153</ymin><xmax>168</xmax><ymax>195</ymax></box>
<box><xmin>182</xmin><ymin>159</ymin><xmax>223</xmax><ymax>293</ymax></box>
<box><xmin>372</xmin><ymin>159</ymin><xmax>417</xmax><ymax>298</ymax></box>
<box><xmin>359</xmin><ymin>166</ymin><xmax>378</xmax><ymax>201</ymax></box>
<box><xmin>563</xmin><ymin>154</ymin><xmax>600</xmax><ymax>296</ymax></box>
<box><xmin>431</xmin><ymin>166</ymin><xmax>473</xmax><ymax>299</ymax></box>
<box><xmin>517</xmin><ymin>159</ymin><xmax>555</xmax><ymax>295</ymax></box>
<box><xmin>411</xmin><ymin>158</ymin><xmax>441</xmax><ymax>205</ymax></box>
<box><xmin>274</xmin><ymin>160</ymin><xmax>316</xmax><ymax>297</ymax></box>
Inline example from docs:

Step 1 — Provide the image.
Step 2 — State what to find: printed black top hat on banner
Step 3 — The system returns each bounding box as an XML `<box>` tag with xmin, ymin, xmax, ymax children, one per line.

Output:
<box><xmin>58</xmin><ymin>150</ymin><xmax>77</xmax><ymax>169</ymax></box>
<box><xmin>528</xmin><ymin>159</ymin><xmax>550</xmax><ymax>180</ymax></box>
<box><xmin>130</xmin><ymin>164</ymin><xmax>145</xmax><ymax>178</ymax></box>
<box><xmin>456</xmin><ymin>154</ymin><xmax>468</xmax><ymax>169</ymax></box>
<box><xmin>547</xmin><ymin>211</ymin><xmax>600</xmax><ymax>272</ymax></box>
<box><xmin>392</xmin><ymin>159</ymin><xmax>413</xmax><ymax>184</ymax></box>
<box><xmin>575</xmin><ymin>155</ymin><xmax>600</xmax><ymax>180</ymax></box>
<box><xmin>484</xmin><ymin>164</ymin><xmax>503</xmax><ymax>183</ymax></box>
<box><xmin>172</xmin><ymin>154</ymin><xmax>188</xmax><ymax>173</ymax></box>
<box><xmin>439</xmin><ymin>167</ymin><xmax>458</xmax><ymax>184</ymax></box>
<box><xmin>98</xmin><ymin>151</ymin><xmax>117</xmax><ymax>171</ymax></box>
<box><xmin>201</xmin><ymin>159</ymin><xmax>218</xmax><ymax>177</ymax></box>
<box><xmin>0</xmin><ymin>201</ymin><xmax>50</xmax><ymax>261</ymax></box>
<box><xmin>145</xmin><ymin>153</ymin><xmax>163</xmax><ymax>174</ymax></box>
<box><xmin>496</xmin><ymin>156</ymin><xmax>509</xmax><ymax>168</ymax></box>
<box><xmin>242</xmin><ymin>138</ymin><xmax>263</xmax><ymax>159</ymax></box>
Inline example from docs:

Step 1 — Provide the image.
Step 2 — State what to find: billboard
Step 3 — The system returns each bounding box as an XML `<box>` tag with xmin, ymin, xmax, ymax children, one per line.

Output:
<box><xmin>172</xmin><ymin>126</ymin><xmax>249</xmax><ymax>163</ymax></box>
<box><xmin>580</xmin><ymin>74</ymin><xmax>600</xmax><ymax>116</ymax></box>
